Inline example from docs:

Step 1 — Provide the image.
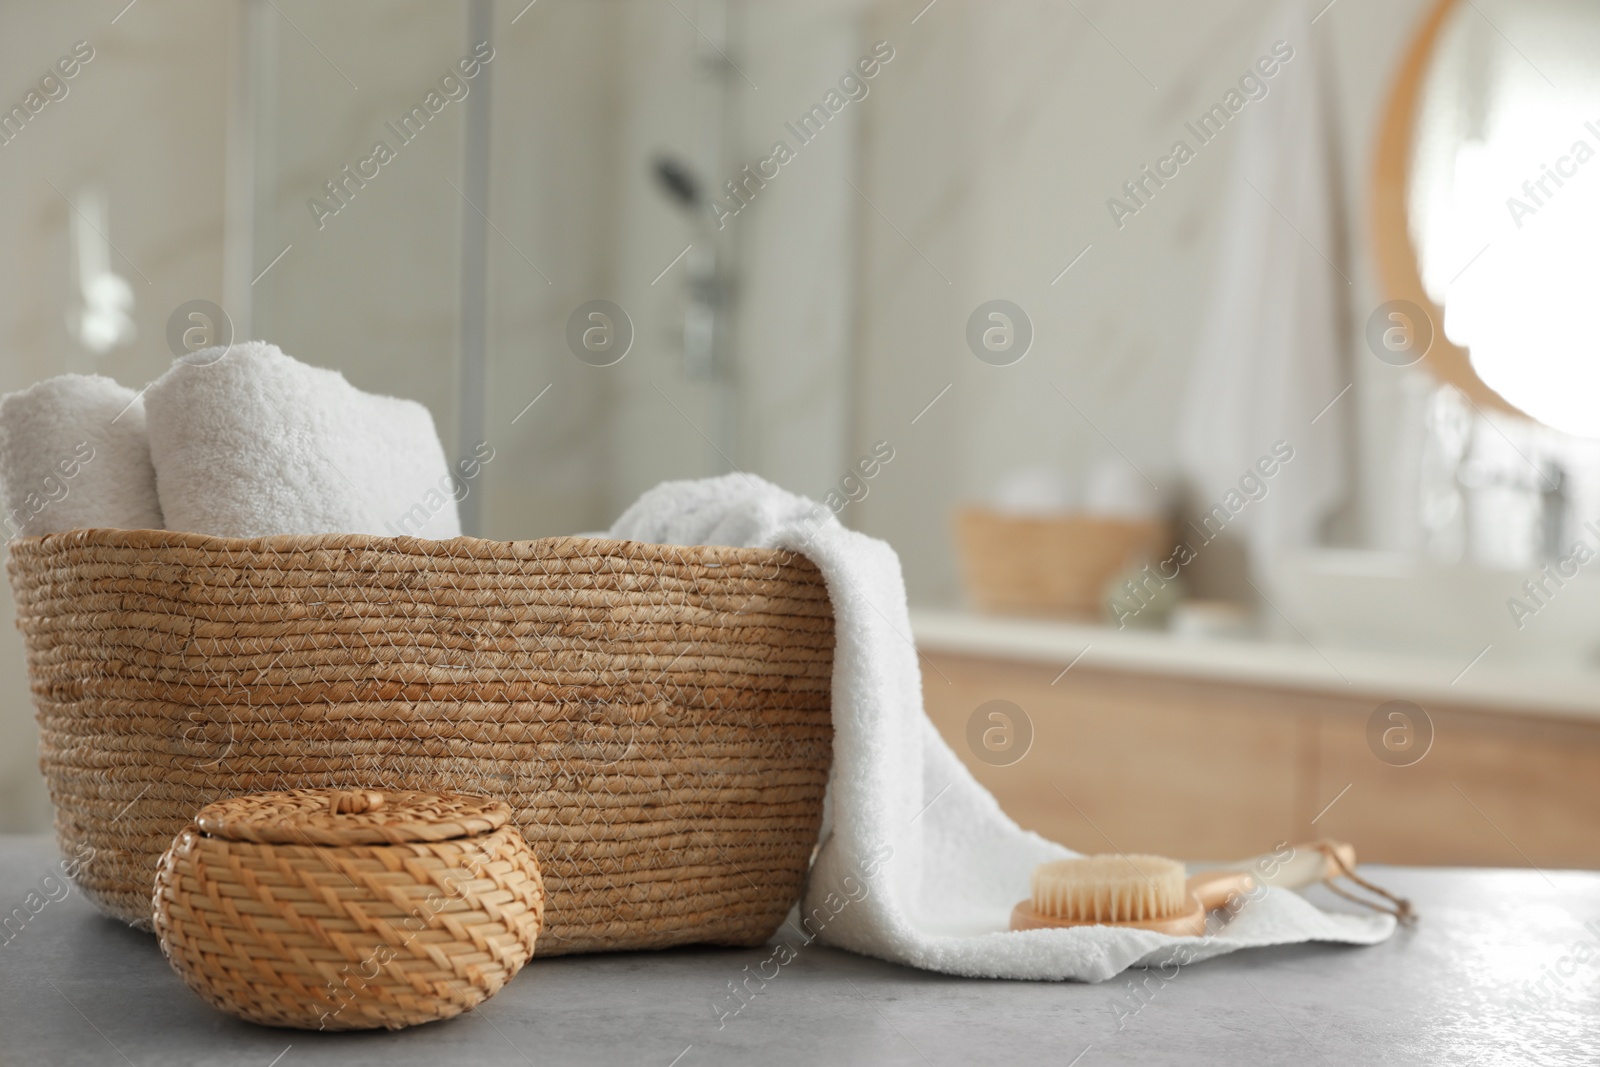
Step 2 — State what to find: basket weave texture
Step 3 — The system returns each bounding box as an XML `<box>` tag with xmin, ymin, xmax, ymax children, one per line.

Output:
<box><xmin>8</xmin><ymin>529</ymin><xmax>835</xmax><ymax>955</ymax></box>
<box><xmin>153</xmin><ymin>788</ymin><xmax>544</xmax><ymax>1030</ymax></box>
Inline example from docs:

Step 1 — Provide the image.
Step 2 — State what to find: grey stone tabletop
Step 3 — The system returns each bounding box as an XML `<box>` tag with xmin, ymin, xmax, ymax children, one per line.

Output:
<box><xmin>2</xmin><ymin>833</ymin><xmax>1596</xmax><ymax>1066</ymax></box>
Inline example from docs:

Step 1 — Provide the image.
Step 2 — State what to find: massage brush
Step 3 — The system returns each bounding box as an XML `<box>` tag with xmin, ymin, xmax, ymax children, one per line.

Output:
<box><xmin>1009</xmin><ymin>840</ymin><xmax>1357</xmax><ymax>936</ymax></box>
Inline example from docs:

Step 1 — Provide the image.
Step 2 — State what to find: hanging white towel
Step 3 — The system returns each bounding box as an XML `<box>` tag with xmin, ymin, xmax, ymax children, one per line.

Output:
<box><xmin>1176</xmin><ymin>0</ymin><xmax>1351</xmax><ymax>566</ymax></box>
<box><xmin>609</xmin><ymin>473</ymin><xmax>1392</xmax><ymax>981</ymax></box>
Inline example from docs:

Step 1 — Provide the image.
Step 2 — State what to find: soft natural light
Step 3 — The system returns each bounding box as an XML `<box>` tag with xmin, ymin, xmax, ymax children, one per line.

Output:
<box><xmin>1410</xmin><ymin>2</ymin><xmax>1600</xmax><ymax>437</ymax></box>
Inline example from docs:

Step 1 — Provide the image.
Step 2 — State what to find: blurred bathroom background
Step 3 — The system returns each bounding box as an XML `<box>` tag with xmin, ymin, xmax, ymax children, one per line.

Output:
<box><xmin>3</xmin><ymin>0</ymin><xmax>1598</xmax><ymax>865</ymax></box>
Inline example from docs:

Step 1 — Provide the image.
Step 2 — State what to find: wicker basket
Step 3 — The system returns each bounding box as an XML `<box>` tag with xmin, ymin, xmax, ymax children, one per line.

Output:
<box><xmin>954</xmin><ymin>507</ymin><xmax>1169</xmax><ymax>617</ymax></box>
<box><xmin>8</xmin><ymin>529</ymin><xmax>834</xmax><ymax>955</ymax></box>
<box><xmin>153</xmin><ymin>788</ymin><xmax>544</xmax><ymax>1030</ymax></box>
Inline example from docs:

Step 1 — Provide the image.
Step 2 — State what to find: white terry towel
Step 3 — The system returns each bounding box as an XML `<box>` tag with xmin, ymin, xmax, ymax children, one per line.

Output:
<box><xmin>0</xmin><ymin>374</ymin><xmax>164</xmax><ymax>538</ymax></box>
<box><xmin>609</xmin><ymin>473</ymin><xmax>1394</xmax><ymax>982</ymax></box>
<box><xmin>144</xmin><ymin>341</ymin><xmax>462</xmax><ymax>540</ymax></box>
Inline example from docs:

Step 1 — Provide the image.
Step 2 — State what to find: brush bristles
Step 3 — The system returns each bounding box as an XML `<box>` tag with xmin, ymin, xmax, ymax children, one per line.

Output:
<box><xmin>1030</xmin><ymin>854</ymin><xmax>1188</xmax><ymax>923</ymax></box>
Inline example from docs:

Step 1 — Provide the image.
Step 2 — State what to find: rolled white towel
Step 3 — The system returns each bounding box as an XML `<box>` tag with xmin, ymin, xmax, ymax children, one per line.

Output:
<box><xmin>0</xmin><ymin>374</ymin><xmax>164</xmax><ymax>538</ymax></box>
<box><xmin>144</xmin><ymin>341</ymin><xmax>462</xmax><ymax>539</ymax></box>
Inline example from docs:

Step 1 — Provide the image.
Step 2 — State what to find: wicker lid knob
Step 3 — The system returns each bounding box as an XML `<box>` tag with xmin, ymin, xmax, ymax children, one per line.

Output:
<box><xmin>192</xmin><ymin>788</ymin><xmax>511</xmax><ymax>846</ymax></box>
<box><xmin>328</xmin><ymin>789</ymin><xmax>385</xmax><ymax>815</ymax></box>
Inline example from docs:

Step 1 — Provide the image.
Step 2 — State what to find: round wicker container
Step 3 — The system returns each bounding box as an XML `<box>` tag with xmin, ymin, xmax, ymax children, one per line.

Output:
<box><xmin>153</xmin><ymin>787</ymin><xmax>544</xmax><ymax>1030</ymax></box>
<box><xmin>953</xmin><ymin>507</ymin><xmax>1169</xmax><ymax>617</ymax></box>
<box><xmin>7</xmin><ymin>530</ymin><xmax>834</xmax><ymax>955</ymax></box>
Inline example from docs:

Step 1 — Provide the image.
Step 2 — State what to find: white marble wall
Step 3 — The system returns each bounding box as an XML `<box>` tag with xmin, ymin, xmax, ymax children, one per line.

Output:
<box><xmin>0</xmin><ymin>0</ymin><xmax>1438</xmax><ymax>830</ymax></box>
<box><xmin>597</xmin><ymin>0</ymin><xmax>863</xmax><ymax>517</ymax></box>
<box><xmin>0</xmin><ymin>0</ymin><xmax>233</xmax><ymax>831</ymax></box>
<box><xmin>848</xmin><ymin>0</ymin><xmax>1437</xmax><ymax>603</ymax></box>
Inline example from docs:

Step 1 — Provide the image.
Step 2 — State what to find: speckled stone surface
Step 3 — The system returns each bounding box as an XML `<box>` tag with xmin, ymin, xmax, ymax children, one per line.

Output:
<box><xmin>2</xmin><ymin>833</ymin><xmax>1596</xmax><ymax>1065</ymax></box>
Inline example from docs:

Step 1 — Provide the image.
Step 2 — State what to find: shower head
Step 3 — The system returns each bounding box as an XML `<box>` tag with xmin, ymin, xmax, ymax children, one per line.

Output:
<box><xmin>652</xmin><ymin>155</ymin><xmax>703</xmax><ymax>211</ymax></box>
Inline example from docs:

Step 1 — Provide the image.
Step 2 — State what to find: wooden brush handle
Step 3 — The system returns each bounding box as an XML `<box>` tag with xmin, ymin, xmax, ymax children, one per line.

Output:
<box><xmin>1187</xmin><ymin>840</ymin><xmax>1357</xmax><ymax>910</ymax></box>
<box><xmin>1186</xmin><ymin>869</ymin><xmax>1255</xmax><ymax>910</ymax></box>
<box><xmin>1251</xmin><ymin>839</ymin><xmax>1357</xmax><ymax>890</ymax></box>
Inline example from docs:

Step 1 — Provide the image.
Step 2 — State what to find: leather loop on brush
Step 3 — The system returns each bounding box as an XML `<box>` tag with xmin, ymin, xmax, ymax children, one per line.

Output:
<box><xmin>1316</xmin><ymin>840</ymin><xmax>1416</xmax><ymax>925</ymax></box>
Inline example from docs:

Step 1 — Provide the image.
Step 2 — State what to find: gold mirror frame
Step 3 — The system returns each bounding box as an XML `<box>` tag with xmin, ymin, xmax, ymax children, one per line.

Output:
<box><xmin>1370</xmin><ymin>0</ymin><xmax>1519</xmax><ymax>418</ymax></box>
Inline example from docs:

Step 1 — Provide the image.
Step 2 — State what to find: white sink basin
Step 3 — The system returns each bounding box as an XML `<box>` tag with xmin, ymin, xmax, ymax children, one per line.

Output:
<box><xmin>1263</xmin><ymin>549</ymin><xmax>1600</xmax><ymax>668</ymax></box>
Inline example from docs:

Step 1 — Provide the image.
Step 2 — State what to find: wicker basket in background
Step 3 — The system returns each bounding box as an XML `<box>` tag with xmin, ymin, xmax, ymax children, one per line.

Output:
<box><xmin>954</xmin><ymin>507</ymin><xmax>1169</xmax><ymax>618</ymax></box>
<box><xmin>8</xmin><ymin>529</ymin><xmax>834</xmax><ymax>955</ymax></box>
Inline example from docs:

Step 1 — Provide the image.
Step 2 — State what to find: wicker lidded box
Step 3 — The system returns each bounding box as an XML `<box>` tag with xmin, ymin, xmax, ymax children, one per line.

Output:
<box><xmin>152</xmin><ymin>787</ymin><xmax>544</xmax><ymax>1030</ymax></box>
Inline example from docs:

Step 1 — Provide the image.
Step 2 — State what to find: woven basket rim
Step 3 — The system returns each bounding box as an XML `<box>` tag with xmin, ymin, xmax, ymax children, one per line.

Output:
<box><xmin>6</xmin><ymin>527</ymin><xmax>802</xmax><ymax>565</ymax></box>
<box><xmin>193</xmin><ymin>788</ymin><xmax>511</xmax><ymax>846</ymax></box>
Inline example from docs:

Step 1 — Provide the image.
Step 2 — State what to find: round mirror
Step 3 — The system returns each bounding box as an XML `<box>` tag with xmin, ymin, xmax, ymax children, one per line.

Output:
<box><xmin>1375</xmin><ymin>0</ymin><xmax>1600</xmax><ymax>436</ymax></box>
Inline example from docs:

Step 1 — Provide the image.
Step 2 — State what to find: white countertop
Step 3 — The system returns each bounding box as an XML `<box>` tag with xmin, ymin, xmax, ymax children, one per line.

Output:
<box><xmin>910</xmin><ymin>608</ymin><xmax>1600</xmax><ymax>721</ymax></box>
